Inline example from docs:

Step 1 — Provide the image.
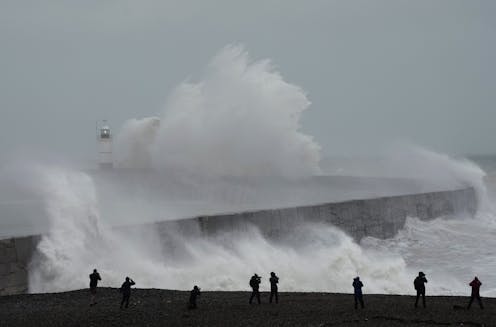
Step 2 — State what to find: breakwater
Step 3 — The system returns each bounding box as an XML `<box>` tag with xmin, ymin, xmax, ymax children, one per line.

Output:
<box><xmin>0</xmin><ymin>187</ymin><xmax>477</xmax><ymax>296</ymax></box>
<box><xmin>194</xmin><ymin>188</ymin><xmax>477</xmax><ymax>240</ymax></box>
<box><xmin>0</xmin><ymin>236</ymin><xmax>40</xmax><ymax>295</ymax></box>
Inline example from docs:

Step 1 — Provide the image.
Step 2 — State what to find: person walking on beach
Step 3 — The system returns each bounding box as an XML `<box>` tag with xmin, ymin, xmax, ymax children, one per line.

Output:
<box><xmin>89</xmin><ymin>268</ymin><xmax>101</xmax><ymax>306</ymax></box>
<box><xmin>188</xmin><ymin>285</ymin><xmax>201</xmax><ymax>309</ymax></box>
<box><xmin>269</xmin><ymin>272</ymin><xmax>279</xmax><ymax>304</ymax></box>
<box><xmin>414</xmin><ymin>271</ymin><xmax>428</xmax><ymax>308</ymax></box>
<box><xmin>249</xmin><ymin>274</ymin><xmax>261</xmax><ymax>304</ymax></box>
<box><xmin>120</xmin><ymin>277</ymin><xmax>135</xmax><ymax>309</ymax></box>
<box><xmin>353</xmin><ymin>276</ymin><xmax>364</xmax><ymax>309</ymax></box>
<box><xmin>467</xmin><ymin>276</ymin><xmax>484</xmax><ymax>309</ymax></box>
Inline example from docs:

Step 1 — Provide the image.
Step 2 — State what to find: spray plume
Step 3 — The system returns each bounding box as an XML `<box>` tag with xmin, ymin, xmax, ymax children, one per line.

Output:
<box><xmin>115</xmin><ymin>44</ymin><xmax>321</xmax><ymax>178</ymax></box>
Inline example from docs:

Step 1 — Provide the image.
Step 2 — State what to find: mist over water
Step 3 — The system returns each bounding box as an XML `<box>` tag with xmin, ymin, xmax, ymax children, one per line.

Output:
<box><xmin>1</xmin><ymin>45</ymin><xmax>495</xmax><ymax>296</ymax></box>
<box><xmin>114</xmin><ymin>117</ymin><xmax>160</xmax><ymax>169</ymax></box>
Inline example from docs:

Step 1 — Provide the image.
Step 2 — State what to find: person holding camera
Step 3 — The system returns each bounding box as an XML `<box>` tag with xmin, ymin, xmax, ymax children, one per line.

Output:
<box><xmin>352</xmin><ymin>276</ymin><xmax>364</xmax><ymax>309</ymax></box>
<box><xmin>89</xmin><ymin>268</ymin><xmax>101</xmax><ymax>306</ymax></box>
<box><xmin>188</xmin><ymin>285</ymin><xmax>201</xmax><ymax>309</ymax></box>
<box><xmin>414</xmin><ymin>271</ymin><xmax>428</xmax><ymax>308</ymax></box>
<box><xmin>249</xmin><ymin>274</ymin><xmax>261</xmax><ymax>304</ymax></box>
<box><xmin>269</xmin><ymin>272</ymin><xmax>279</xmax><ymax>304</ymax></box>
<box><xmin>120</xmin><ymin>276</ymin><xmax>136</xmax><ymax>309</ymax></box>
<box><xmin>467</xmin><ymin>276</ymin><xmax>484</xmax><ymax>309</ymax></box>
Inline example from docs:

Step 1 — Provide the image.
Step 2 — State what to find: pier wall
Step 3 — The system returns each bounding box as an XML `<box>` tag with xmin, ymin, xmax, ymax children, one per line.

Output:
<box><xmin>189</xmin><ymin>188</ymin><xmax>477</xmax><ymax>240</ymax></box>
<box><xmin>0</xmin><ymin>236</ymin><xmax>39</xmax><ymax>295</ymax></box>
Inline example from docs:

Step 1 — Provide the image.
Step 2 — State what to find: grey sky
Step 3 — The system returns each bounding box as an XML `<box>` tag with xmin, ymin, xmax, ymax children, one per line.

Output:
<box><xmin>1</xmin><ymin>0</ymin><xmax>495</xmax><ymax>164</ymax></box>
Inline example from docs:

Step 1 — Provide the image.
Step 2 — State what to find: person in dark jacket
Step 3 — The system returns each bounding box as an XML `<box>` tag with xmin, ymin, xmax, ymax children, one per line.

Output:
<box><xmin>352</xmin><ymin>276</ymin><xmax>364</xmax><ymax>309</ymax></box>
<box><xmin>269</xmin><ymin>272</ymin><xmax>279</xmax><ymax>304</ymax></box>
<box><xmin>120</xmin><ymin>277</ymin><xmax>135</xmax><ymax>309</ymax></box>
<box><xmin>249</xmin><ymin>274</ymin><xmax>261</xmax><ymax>304</ymax></box>
<box><xmin>188</xmin><ymin>285</ymin><xmax>201</xmax><ymax>309</ymax></box>
<box><xmin>89</xmin><ymin>268</ymin><xmax>101</xmax><ymax>306</ymax></box>
<box><xmin>467</xmin><ymin>276</ymin><xmax>484</xmax><ymax>309</ymax></box>
<box><xmin>414</xmin><ymin>271</ymin><xmax>428</xmax><ymax>308</ymax></box>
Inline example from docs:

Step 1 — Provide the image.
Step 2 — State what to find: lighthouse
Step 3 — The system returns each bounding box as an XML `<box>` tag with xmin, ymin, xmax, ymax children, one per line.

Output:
<box><xmin>97</xmin><ymin>121</ymin><xmax>113</xmax><ymax>169</ymax></box>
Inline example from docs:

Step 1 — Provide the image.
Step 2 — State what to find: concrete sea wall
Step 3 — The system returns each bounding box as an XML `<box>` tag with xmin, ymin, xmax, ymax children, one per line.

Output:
<box><xmin>191</xmin><ymin>188</ymin><xmax>477</xmax><ymax>240</ymax></box>
<box><xmin>0</xmin><ymin>187</ymin><xmax>477</xmax><ymax>296</ymax></box>
<box><xmin>0</xmin><ymin>236</ymin><xmax>40</xmax><ymax>295</ymax></box>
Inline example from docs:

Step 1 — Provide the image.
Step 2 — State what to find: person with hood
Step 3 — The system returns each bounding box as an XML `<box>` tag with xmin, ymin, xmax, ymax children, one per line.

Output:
<box><xmin>352</xmin><ymin>276</ymin><xmax>364</xmax><ymax>309</ymax></box>
<box><xmin>414</xmin><ymin>271</ymin><xmax>428</xmax><ymax>308</ymax></box>
<box><xmin>89</xmin><ymin>268</ymin><xmax>101</xmax><ymax>306</ymax></box>
<box><xmin>269</xmin><ymin>272</ymin><xmax>279</xmax><ymax>304</ymax></box>
<box><xmin>249</xmin><ymin>274</ymin><xmax>261</xmax><ymax>304</ymax></box>
<box><xmin>467</xmin><ymin>276</ymin><xmax>484</xmax><ymax>309</ymax></box>
<box><xmin>188</xmin><ymin>285</ymin><xmax>201</xmax><ymax>309</ymax></box>
<box><xmin>120</xmin><ymin>277</ymin><xmax>136</xmax><ymax>309</ymax></box>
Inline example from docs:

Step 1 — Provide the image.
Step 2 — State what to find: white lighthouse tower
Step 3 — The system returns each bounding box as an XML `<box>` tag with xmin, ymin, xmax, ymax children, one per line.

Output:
<box><xmin>97</xmin><ymin>120</ymin><xmax>113</xmax><ymax>169</ymax></box>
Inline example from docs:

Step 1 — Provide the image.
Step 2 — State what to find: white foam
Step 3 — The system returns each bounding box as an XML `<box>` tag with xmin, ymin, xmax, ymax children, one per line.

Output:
<box><xmin>114</xmin><ymin>45</ymin><xmax>321</xmax><ymax>178</ymax></box>
<box><xmin>27</xmin><ymin>165</ymin><xmax>412</xmax><ymax>293</ymax></box>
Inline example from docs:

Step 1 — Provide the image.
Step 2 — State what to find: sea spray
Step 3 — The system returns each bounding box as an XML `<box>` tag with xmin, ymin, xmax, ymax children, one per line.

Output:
<box><xmin>324</xmin><ymin>145</ymin><xmax>488</xmax><ymax>210</ymax></box>
<box><xmin>24</xmin><ymin>154</ymin><xmax>496</xmax><ymax>295</ymax></box>
<box><xmin>26</xmin><ymin>165</ymin><xmax>166</xmax><ymax>292</ymax></box>
<box><xmin>115</xmin><ymin>44</ymin><xmax>321</xmax><ymax>178</ymax></box>
<box><xmin>359</xmin><ymin>147</ymin><xmax>496</xmax><ymax>296</ymax></box>
<box><xmin>362</xmin><ymin>212</ymin><xmax>496</xmax><ymax>296</ymax></box>
<box><xmin>114</xmin><ymin>117</ymin><xmax>160</xmax><ymax>169</ymax></box>
<box><xmin>27</xmin><ymin>166</ymin><xmax>103</xmax><ymax>292</ymax></box>
<box><xmin>27</xmin><ymin>164</ymin><xmax>413</xmax><ymax>293</ymax></box>
<box><xmin>385</xmin><ymin>145</ymin><xmax>488</xmax><ymax>210</ymax></box>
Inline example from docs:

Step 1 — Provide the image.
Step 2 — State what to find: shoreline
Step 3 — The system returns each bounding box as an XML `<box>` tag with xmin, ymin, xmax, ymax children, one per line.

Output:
<box><xmin>0</xmin><ymin>288</ymin><xmax>492</xmax><ymax>326</ymax></box>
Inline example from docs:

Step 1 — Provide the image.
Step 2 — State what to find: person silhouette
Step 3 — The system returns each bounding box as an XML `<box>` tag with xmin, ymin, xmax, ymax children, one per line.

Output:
<box><xmin>269</xmin><ymin>272</ymin><xmax>279</xmax><ymax>304</ymax></box>
<box><xmin>120</xmin><ymin>277</ymin><xmax>136</xmax><ymax>309</ymax></box>
<box><xmin>89</xmin><ymin>268</ymin><xmax>101</xmax><ymax>306</ymax></box>
<box><xmin>249</xmin><ymin>274</ymin><xmax>261</xmax><ymax>304</ymax></box>
<box><xmin>352</xmin><ymin>276</ymin><xmax>364</xmax><ymax>309</ymax></box>
<box><xmin>414</xmin><ymin>271</ymin><xmax>427</xmax><ymax>308</ymax></box>
<box><xmin>189</xmin><ymin>285</ymin><xmax>201</xmax><ymax>309</ymax></box>
<box><xmin>467</xmin><ymin>276</ymin><xmax>484</xmax><ymax>309</ymax></box>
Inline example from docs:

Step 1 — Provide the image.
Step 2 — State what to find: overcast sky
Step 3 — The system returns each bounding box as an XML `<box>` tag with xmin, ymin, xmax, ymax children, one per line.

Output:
<box><xmin>1</xmin><ymin>0</ymin><xmax>495</xmax><ymax>164</ymax></box>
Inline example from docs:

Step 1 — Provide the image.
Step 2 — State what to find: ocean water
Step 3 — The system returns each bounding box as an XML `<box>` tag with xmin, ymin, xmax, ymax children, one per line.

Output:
<box><xmin>1</xmin><ymin>45</ymin><xmax>495</xmax><ymax>297</ymax></box>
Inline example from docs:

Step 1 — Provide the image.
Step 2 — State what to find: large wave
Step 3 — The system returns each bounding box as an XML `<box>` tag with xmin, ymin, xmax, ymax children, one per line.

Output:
<box><xmin>114</xmin><ymin>45</ymin><xmax>321</xmax><ymax>178</ymax></box>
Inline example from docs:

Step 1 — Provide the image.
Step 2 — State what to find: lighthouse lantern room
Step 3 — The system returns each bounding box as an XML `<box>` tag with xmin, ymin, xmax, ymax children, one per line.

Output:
<box><xmin>97</xmin><ymin>121</ymin><xmax>113</xmax><ymax>169</ymax></box>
